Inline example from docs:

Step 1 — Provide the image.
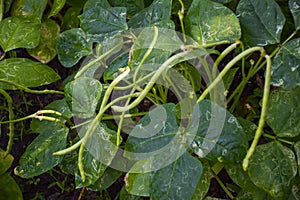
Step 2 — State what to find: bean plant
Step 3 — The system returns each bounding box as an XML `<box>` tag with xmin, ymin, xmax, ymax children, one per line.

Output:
<box><xmin>0</xmin><ymin>0</ymin><xmax>300</xmax><ymax>199</ymax></box>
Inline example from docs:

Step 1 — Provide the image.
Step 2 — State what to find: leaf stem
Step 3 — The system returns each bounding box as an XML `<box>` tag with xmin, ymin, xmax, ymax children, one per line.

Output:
<box><xmin>0</xmin><ymin>89</ymin><xmax>14</xmax><ymax>154</ymax></box>
<box><xmin>242</xmin><ymin>55</ymin><xmax>272</xmax><ymax>171</ymax></box>
<box><xmin>211</xmin><ymin>169</ymin><xmax>234</xmax><ymax>199</ymax></box>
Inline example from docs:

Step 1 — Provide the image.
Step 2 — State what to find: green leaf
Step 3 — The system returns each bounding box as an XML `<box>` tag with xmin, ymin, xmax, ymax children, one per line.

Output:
<box><xmin>12</xmin><ymin>0</ymin><xmax>47</xmax><ymax>19</ymax></box>
<box><xmin>61</xmin><ymin>7</ymin><xmax>81</xmax><ymax>30</ymax></box>
<box><xmin>64</xmin><ymin>77</ymin><xmax>102</xmax><ymax>118</ymax></box>
<box><xmin>125</xmin><ymin>172</ymin><xmax>150</xmax><ymax>196</ymax></box>
<box><xmin>236</xmin><ymin>0</ymin><xmax>286</xmax><ymax>46</ymax></box>
<box><xmin>14</xmin><ymin>127</ymin><xmax>69</xmax><ymax>178</ymax></box>
<box><xmin>0</xmin><ymin>58</ymin><xmax>60</xmax><ymax>90</ymax></box>
<box><xmin>0</xmin><ymin>173</ymin><xmax>22</xmax><ymax>200</ymax></box>
<box><xmin>149</xmin><ymin>152</ymin><xmax>203</xmax><ymax>200</ymax></box>
<box><xmin>212</xmin><ymin>0</ymin><xmax>232</xmax><ymax>3</ymax></box>
<box><xmin>119</xmin><ymin>186</ymin><xmax>144</xmax><ymax>200</ymax></box>
<box><xmin>248</xmin><ymin>141</ymin><xmax>297</xmax><ymax>199</ymax></box>
<box><xmin>27</xmin><ymin>19</ymin><xmax>60</xmax><ymax>63</ymax></box>
<box><xmin>190</xmin><ymin>100</ymin><xmax>248</xmax><ymax>164</ymax></box>
<box><xmin>237</xmin><ymin>117</ymin><xmax>257</xmax><ymax>141</ymax></box>
<box><xmin>30</xmin><ymin>98</ymin><xmax>72</xmax><ymax>133</ymax></box>
<box><xmin>185</xmin><ymin>0</ymin><xmax>241</xmax><ymax>45</ymax></box>
<box><xmin>56</xmin><ymin>28</ymin><xmax>93</xmax><ymax>67</ymax></box>
<box><xmin>192</xmin><ymin>160</ymin><xmax>211</xmax><ymax>200</ymax></box>
<box><xmin>0</xmin><ymin>149</ymin><xmax>13</xmax><ymax>175</ymax></box>
<box><xmin>289</xmin><ymin>177</ymin><xmax>300</xmax><ymax>200</ymax></box>
<box><xmin>76</xmin><ymin>123</ymin><xmax>117</xmax><ymax>187</ymax></box>
<box><xmin>103</xmin><ymin>51</ymin><xmax>129</xmax><ymax>82</ymax></box>
<box><xmin>0</xmin><ymin>15</ymin><xmax>41</xmax><ymax>52</ymax></box>
<box><xmin>267</xmin><ymin>87</ymin><xmax>300</xmax><ymax>137</ymax></box>
<box><xmin>223</xmin><ymin>68</ymin><xmax>239</xmax><ymax>91</ymax></box>
<box><xmin>79</xmin><ymin>6</ymin><xmax>128</xmax><ymax>43</ymax></box>
<box><xmin>83</xmin><ymin>0</ymin><xmax>111</xmax><ymax>12</ymax></box>
<box><xmin>109</xmin><ymin>0</ymin><xmax>144</xmax><ymax>17</ymax></box>
<box><xmin>127</xmin><ymin>0</ymin><xmax>172</xmax><ymax>28</ymax></box>
<box><xmin>294</xmin><ymin>141</ymin><xmax>300</xmax><ymax>174</ymax></box>
<box><xmin>271</xmin><ymin>38</ymin><xmax>300</xmax><ymax>89</ymax></box>
<box><xmin>289</xmin><ymin>0</ymin><xmax>300</xmax><ymax>30</ymax></box>
<box><xmin>4</xmin><ymin>0</ymin><xmax>13</xmax><ymax>14</ymax></box>
<box><xmin>88</xmin><ymin>167</ymin><xmax>123</xmax><ymax>191</ymax></box>
<box><xmin>48</xmin><ymin>0</ymin><xmax>66</xmax><ymax>18</ymax></box>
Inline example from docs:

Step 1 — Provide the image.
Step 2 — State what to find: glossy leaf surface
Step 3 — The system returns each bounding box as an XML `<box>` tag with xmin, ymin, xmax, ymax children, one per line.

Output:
<box><xmin>14</xmin><ymin>127</ymin><xmax>69</xmax><ymax>178</ymax></box>
<box><xmin>271</xmin><ymin>38</ymin><xmax>300</xmax><ymax>89</ymax></box>
<box><xmin>0</xmin><ymin>58</ymin><xmax>60</xmax><ymax>90</ymax></box>
<box><xmin>12</xmin><ymin>0</ymin><xmax>47</xmax><ymax>19</ymax></box>
<box><xmin>48</xmin><ymin>0</ymin><xmax>66</xmax><ymax>18</ymax></box>
<box><xmin>267</xmin><ymin>87</ymin><xmax>300</xmax><ymax>137</ymax></box>
<box><xmin>56</xmin><ymin>28</ymin><xmax>93</xmax><ymax>67</ymax></box>
<box><xmin>185</xmin><ymin>0</ymin><xmax>241</xmax><ymax>45</ymax></box>
<box><xmin>27</xmin><ymin>19</ymin><xmax>60</xmax><ymax>63</ymax></box>
<box><xmin>0</xmin><ymin>15</ymin><xmax>41</xmax><ymax>52</ymax></box>
<box><xmin>289</xmin><ymin>0</ymin><xmax>300</xmax><ymax>30</ymax></box>
<box><xmin>248</xmin><ymin>141</ymin><xmax>297</xmax><ymax>199</ymax></box>
<box><xmin>236</xmin><ymin>0</ymin><xmax>285</xmax><ymax>46</ymax></box>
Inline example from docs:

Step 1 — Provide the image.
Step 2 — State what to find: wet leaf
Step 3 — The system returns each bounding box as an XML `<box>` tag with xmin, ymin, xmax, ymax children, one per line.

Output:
<box><xmin>127</xmin><ymin>0</ymin><xmax>171</xmax><ymax>28</ymax></box>
<box><xmin>0</xmin><ymin>15</ymin><xmax>41</xmax><ymax>52</ymax></box>
<box><xmin>89</xmin><ymin>167</ymin><xmax>123</xmax><ymax>191</ymax></box>
<box><xmin>267</xmin><ymin>87</ymin><xmax>300</xmax><ymax>137</ymax></box>
<box><xmin>0</xmin><ymin>58</ymin><xmax>60</xmax><ymax>90</ymax></box>
<box><xmin>185</xmin><ymin>0</ymin><xmax>241</xmax><ymax>45</ymax></box>
<box><xmin>150</xmin><ymin>152</ymin><xmax>203</xmax><ymax>200</ymax></box>
<box><xmin>109</xmin><ymin>0</ymin><xmax>144</xmax><ymax>17</ymax></box>
<box><xmin>289</xmin><ymin>0</ymin><xmax>300</xmax><ymax>30</ymax></box>
<box><xmin>271</xmin><ymin>38</ymin><xmax>300</xmax><ymax>89</ymax></box>
<box><xmin>294</xmin><ymin>141</ymin><xmax>300</xmax><ymax>174</ymax></box>
<box><xmin>80</xmin><ymin>6</ymin><xmax>127</xmax><ymax>43</ymax></box>
<box><xmin>56</xmin><ymin>28</ymin><xmax>93</xmax><ymax>67</ymax></box>
<box><xmin>12</xmin><ymin>0</ymin><xmax>47</xmax><ymax>19</ymax></box>
<box><xmin>27</xmin><ymin>19</ymin><xmax>60</xmax><ymax>63</ymax></box>
<box><xmin>64</xmin><ymin>77</ymin><xmax>102</xmax><ymax>118</ymax></box>
<box><xmin>0</xmin><ymin>149</ymin><xmax>13</xmax><ymax>176</ymax></box>
<box><xmin>0</xmin><ymin>173</ymin><xmax>22</xmax><ymax>200</ymax></box>
<box><xmin>236</xmin><ymin>0</ymin><xmax>285</xmax><ymax>46</ymax></box>
<box><xmin>48</xmin><ymin>0</ymin><xmax>66</xmax><ymax>18</ymax></box>
<box><xmin>14</xmin><ymin>127</ymin><xmax>69</xmax><ymax>178</ymax></box>
<box><xmin>30</xmin><ymin>98</ymin><xmax>72</xmax><ymax>133</ymax></box>
<box><xmin>190</xmin><ymin>100</ymin><xmax>248</xmax><ymax>164</ymax></box>
<box><xmin>248</xmin><ymin>141</ymin><xmax>297</xmax><ymax>199</ymax></box>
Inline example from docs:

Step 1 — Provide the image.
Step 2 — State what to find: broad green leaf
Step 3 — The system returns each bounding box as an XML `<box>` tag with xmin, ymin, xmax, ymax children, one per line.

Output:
<box><xmin>59</xmin><ymin>151</ymin><xmax>78</xmax><ymax>175</ymax></box>
<box><xmin>12</xmin><ymin>0</ymin><xmax>47</xmax><ymax>19</ymax></box>
<box><xmin>289</xmin><ymin>0</ymin><xmax>300</xmax><ymax>30</ymax></box>
<box><xmin>30</xmin><ymin>98</ymin><xmax>72</xmax><ymax>133</ymax></box>
<box><xmin>0</xmin><ymin>15</ymin><xmax>41</xmax><ymax>52</ymax></box>
<box><xmin>289</xmin><ymin>177</ymin><xmax>300</xmax><ymax>200</ymax></box>
<box><xmin>0</xmin><ymin>58</ymin><xmax>60</xmax><ymax>90</ymax></box>
<box><xmin>0</xmin><ymin>149</ymin><xmax>13</xmax><ymax>175</ymax></box>
<box><xmin>83</xmin><ymin>0</ymin><xmax>111</xmax><ymax>12</ymax></box>
<box><xmin>125</xmin><ymin>172</ymin><xmax>150</xmax><ymax>196</ymax></box>
<box><xmin>89</xmin><ymin>167</ymin><xmax>123</xmax><ymax>191</ymax></box>
<box><xmin>64</xmin><ymin>77</ymin><xmax>102</xmax><ymax>118</ymax></box>
<box><xmin>127</xmin><ymin>0</ymin><xmax>172</xmax><ymax>28</ymax></box>
<box><xmin>236</xmin><ymin>0</ymin><xmax>285</xmax><ymax>46</ymax></box>
<box><xmin>80</xmin><ymin>6</ymin><xmax>128</xmax><ymax>43</ymax></box>
<box><xmin>185</xmin><ymin>0</ymin><xmax>241</xmax><ymax>45</ymax></box>
<box><xmin>67</xmin><ymin>0</ymin><xmax>87</xmax><ymax>8</ymax></box>
<box><xmin>190</xmin><ymin>100</ymin><xmax>248</xmax><ymax>164</ymax></box>
<box><xmin>61</xmin><ymin>7</ymin><xmax>81</xmax><ymax>30</ymax></box>
<box><xmin>237</xmin><ymin>189</ymin><xmax>273</xmax><ymax>200</ymax></box>
<box><xmin>267</xmin><ymin>87</ymin><xmax>300</xmax><ymax>137</ymax></box>
<box><xmin>119</xmin><ymin>186</ymin><xmax>144</xmax><ymax>200</ymax></box>
<box><xmin>248</xmin><ymin>141</ymin><xmax>297</xmax><ymax>199</ymax></box>
<box><xmin>212</xmin><ymin>0</ymin><xmax>232</xmax><ymax>3</ymax></box>
<box><xmin>237</xmin><ymin>117</ymin><xmax>257</xmax><ymax>141</ymax></box>
<box><xmin>109</xmin><ymin>0</ymin><xmax>144</xmax><ymax>17</ymax></box>
<box><xmin>76</xmin><ymin>123</ymin><xmax>117</xmax><ymax>187</ymax></box>
<box><xmin>103</xmin><ymin>51</ymin><xmax>129</xmax><ymax>81</ymax></box>
<box><xmin>48</xmin><ymin>0</ymin><xmax>66</xmax><ymax>18</ymax></box>
<box><xmin>294</xmin><ymin>141</ymin><xmax>300</xmax><ymax>174</ymax></box>
<box><xmin>14</xmin><ymin>127</ymin><xmax>69</xmax><ymax>178</ymax></box>
<box><xmin>192</xmin><ymin>160</ymin><xmax>211</xmax><ymax>200</ymax></box>
<box><xmin>271</xmin><ymin>38</ymin><xmax>300</xmax><ymax>89</ymax></box>
<box><xmin>0</xmin><ymin>173</ymin><xmax>22</xmax><ymax>200</ymax></box>
<box><xmin>56</xmin><ymin>28</ymin><xmax>93</xmax><ymax>67</ymax></box>
<box><xmin>27</xmin><ymin>19</ymin><xmax>60</xmax><ymax>63</ymax></box>
<box><xmin>150</xmin><ymin>152</ymin><xmax>202</xmax><ymax>200</ymax></box>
